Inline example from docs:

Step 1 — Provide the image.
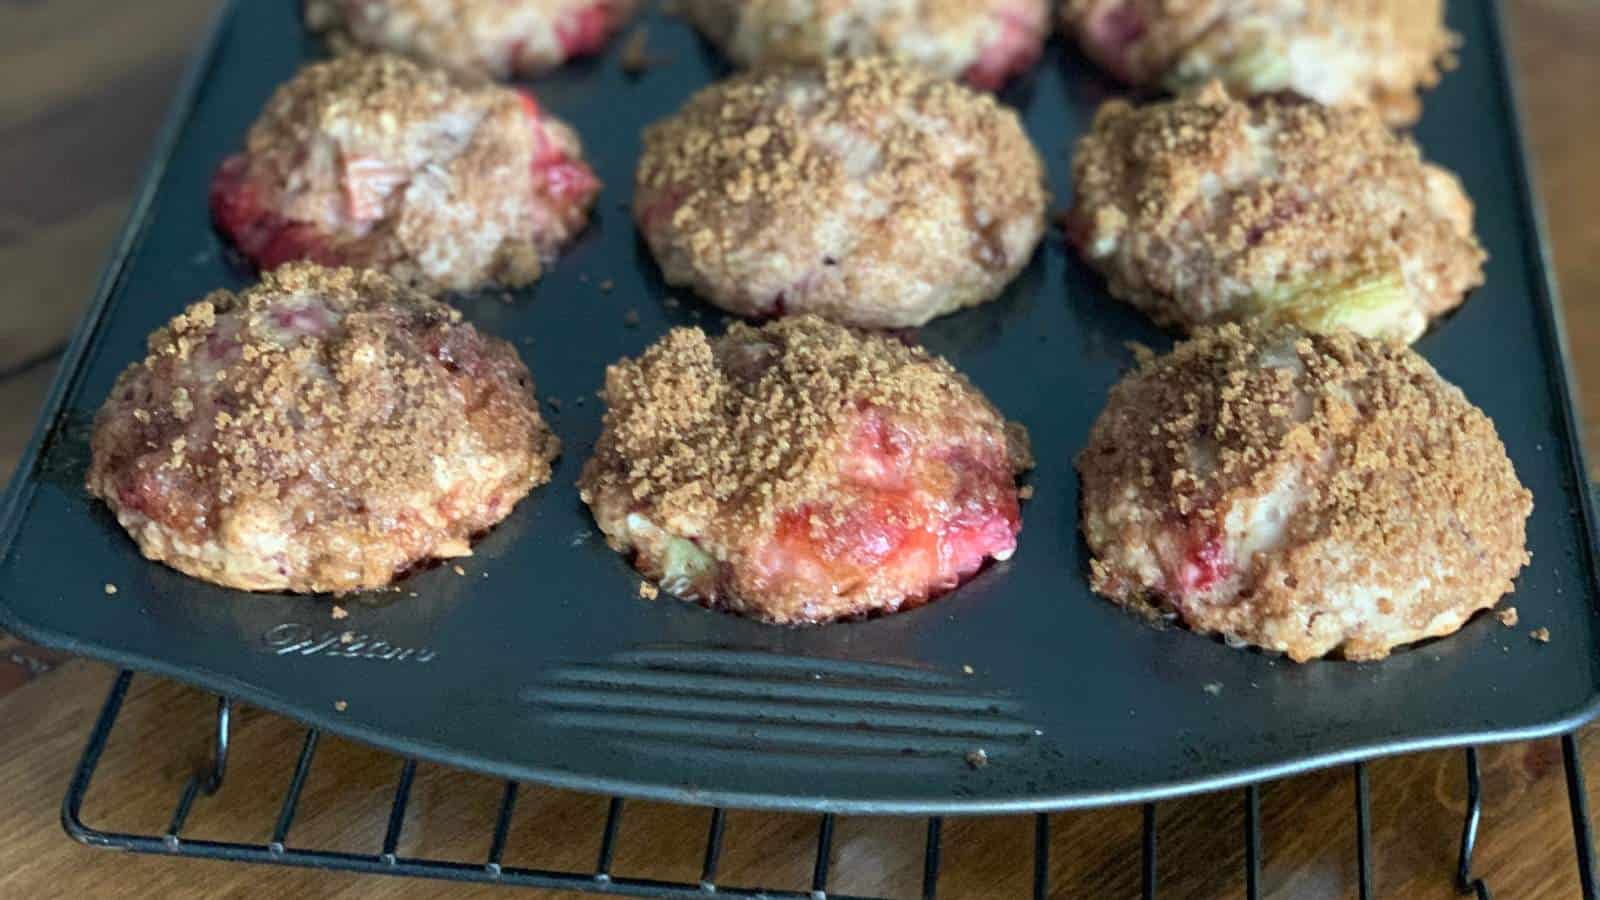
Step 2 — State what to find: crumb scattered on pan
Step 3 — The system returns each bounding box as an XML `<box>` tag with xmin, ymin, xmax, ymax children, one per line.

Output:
<box><xmin>331</xmin><ymin>605</ymin><xmax>348</xmax><ymax>620</ymax></box>
<box><xmin>103</xmin><ymin>583</ymin><xmax>118</xmax><ymax>595</ymax></box>
<box><xmin>639</xmin><ymin>581</ymin><xmax>659</xmax><ymax>600</ymax></box>
<box><xmin>623</xmin><ymin>308</ymin><xmax>641</xmax><ymax>327</ymax></box>
<box><xmin>961</xmin><ymin>664</ymin><xmax>975</xmax><ymax>675</ymax></box>
<box><xmin>547</xmin><ymin>396</ymin><xmax>562</xmax><ymax>411</ymax></box>
<box><xmin>599</xmin><ymin>279</ymin><xmax>615</xmax><ymax>293</ymax></box>
<box><xmin>453</xmin><ymin>565</ymin><xmax>467</xmax><ymax>576</ymax></box>
<box><xmin>334</xmin><ymin>700</ymin><xmax>348</xmax><ymax>712</ymax></box>
<box><xmin>1532</xmin><ymin>627</ymin><xmax>1551</xmax><ymax>643</ymax></box>
<box><xmin>1497</xmin><ymin>606</ymin><xmax>1519</xmax><ymax>627</ymax></box>
<box><xmin>1018</xmin><ymin>485</ymin><xmax>1035</xmax><ymax>500</ymax></box>
<box><xmin>340</xmin><ymin>631</ymin><xmax>355</xmax><ymax>644</ymax></box>
<box><xmin>1203</xmin><ymin>682</ymin><xmax>1223</xmax><ymax>696</ymax></box>
<box><xmin>619</xmin><ymin>26</ymin><xmax>668</xmax><ymax>77</ymax></box>
<box><xmin>964</xmin><ymin>748</ymin><xmax>989</xmax><ymax>769</ymax></box>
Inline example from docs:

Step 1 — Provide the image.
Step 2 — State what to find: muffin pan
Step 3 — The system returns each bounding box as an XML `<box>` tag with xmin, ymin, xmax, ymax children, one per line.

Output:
<box><xmin>2</xmin><ymin>0</ymin><xmax>1597</xmax><ymax>813</ymax></box>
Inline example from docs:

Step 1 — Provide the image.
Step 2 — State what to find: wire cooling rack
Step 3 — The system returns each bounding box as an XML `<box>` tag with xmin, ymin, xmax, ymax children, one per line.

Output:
<box><xmin>59</xmin><ymin>670</ymin><xmax>1600</xmax><ymax>899</ymax></box>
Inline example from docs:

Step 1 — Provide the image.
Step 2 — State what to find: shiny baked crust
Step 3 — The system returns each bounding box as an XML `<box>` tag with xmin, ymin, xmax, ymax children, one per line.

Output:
<box><xmin>210</xmin><ymin>53</ymin><xmax>599</xmax><ymax>293</ymax></box>
<box><xmin>87</xmin><ymin>264</ymin><xmax>559</xmax><ymax>594</ymax></box>
<box><xmin>580</xmin><ymin>316</ymin><xmax>1033</xmax><ymax>624</ymax></box>
<box><xmin>1067</xmin><ymin>83</ymin><xmax>1484</xmax><ymax>344</ymax></box>
<box><xmin>634</xmin><ymin>56</ymin><xmax>1049</xmax><ymax>329</ymax></box>
<box><xmin>1077</xmin><ymin>322</ymin><xmax>1531</xmax><ymax>661</ymax></box>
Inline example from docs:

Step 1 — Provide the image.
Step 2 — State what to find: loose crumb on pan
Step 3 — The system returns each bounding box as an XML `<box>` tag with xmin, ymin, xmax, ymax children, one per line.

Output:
<box><xmin>1497</xmin><ymin>606</ymin><xmax>1519</xmax><ymax>628</ymax></box>
<box><xmin>623</xmin><ymin>309</ymin><xmax>641</xmax><ymax>327</ymax></box>
<box><xmin>103</xmin><ymin>583</ymin><xmax>118</xmax><ymax>596</ymax></box>
<box><xmin>1203</xmin><ymin>682</ymin><xmax>1223</xmax><ymax>696</ymax></box>
<box><xmin>639</xmin><ymin>581</ymin><xmax>659</xmax><ymax>600</ymax></box>
<box><xmin>334</xmin><ymin>700</ymin><xmax>348</xmax><ymax>712</ymax></box>
<box><xmin>340</xmin><ymin>631</ymin><xmax>355</xmax><ymax>644</ymax></box>
<box><xmin>331</xmin><ymin>605</ymin><xmax>348</xmax><ymax>620</ymax></box>
<box><xmin>964</xmin><ymin>748</ymin><xmax>990</xmax><ymax>769</ymax></box>
<box><xmin>1532</xmin><ymin>627</ymin><xmax>1551</xmax><ymax>643</ymax></box>
<box><xmin>453</xmin><ymin>565</ymin><xmax>467</xmax><ymax>576</ymax></box>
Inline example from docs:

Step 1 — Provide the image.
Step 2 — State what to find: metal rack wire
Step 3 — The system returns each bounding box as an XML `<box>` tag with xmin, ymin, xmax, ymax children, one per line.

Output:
<box><xmin>63</xmin><ymin>670</ymin><xmax>1600</xmax><ymax>899</ymax></box>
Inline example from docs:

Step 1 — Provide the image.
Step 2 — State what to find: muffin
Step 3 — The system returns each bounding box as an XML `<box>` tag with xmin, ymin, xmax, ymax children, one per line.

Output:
<box><xmin>634</xmin><ymin>57</ymin><xmax>1049</xmax><ymax>328</ymax></box>
<box><xmin>1077</xmin><ymin>322</ymin><xmax>1531</xmax><ymax>661</ymax></box>
<box><xmin>1062</xmin><ymin>0</ymin><xmax>1455</xmax><ymax>125</ymax></box>
<box><xmin>211</xmin><ymin>53</ymin><xmax>599</xmax><ymax>293</ymax></box>
<box><xmin>580</xmin><ymin>316</ymin><xmax>1033</xmax><ymax>624</ymax></box>
<box><xmin>87</xmin><ymin>264</ymin><xmax>559</xmax><ymax>593</ymax></box>
<box><xmin>679</xmin><ymin>0</ymin><xmax>1049</xmax><ymax>90</ymax></box>
<box><xmin>305</xmin><ymin>0</ymin><xmax>637</xmax><ymax>78</ymax></box>
<box><xmin>1066</xmin><ymin>83</ymin><xmax>1484</xmax><ymax>344</ymax></box>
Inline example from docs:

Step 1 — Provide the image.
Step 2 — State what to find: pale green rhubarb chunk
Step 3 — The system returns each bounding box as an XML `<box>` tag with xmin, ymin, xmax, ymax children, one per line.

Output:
<box><xmin>1241</xmin><ymin>269</ymin><xmax>1422</xmax><ymax>343</ymax></box>
<box><xmin>624</xmin><ymin>513</ymin><xmax>715</xmax><ymax>598</ymax></box>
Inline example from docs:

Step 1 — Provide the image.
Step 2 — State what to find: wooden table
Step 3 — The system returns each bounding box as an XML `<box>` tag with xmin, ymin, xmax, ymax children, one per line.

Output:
<box><xmin>2</xmin><ymin>2</ymin><xmax>1598</xmax><ymax>897</ymax></box>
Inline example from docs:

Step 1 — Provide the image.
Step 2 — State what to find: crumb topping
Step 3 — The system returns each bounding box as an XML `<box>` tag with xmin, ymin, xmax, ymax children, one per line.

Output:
<box><xmin>581</xmin><ymin>316</ymin><xmax>1032</xmax><ymax>622</ymax></box>
<box><xmin>584</xmin><ymin>316</ymin><xmax>1027</xmax><ymax>535</ymax></box>
<box><xmin>1069</xmin><ymin>82</ymin><xmax>1484</xmax><ymax>339</ymax></box>
<box><xmin>634</xmin><ymin>56</ymin><xmax>1047</xmax><ymax>326</ymax></box>
<box><xmin>87</xmin><ymin>263</ymin><xmax>558</xmax><ymax>593</ymax></box>
<box><xmin>1077</xmin><ymin>321</ymin><xmax>1531</xmax><ymax>660</ymax></box>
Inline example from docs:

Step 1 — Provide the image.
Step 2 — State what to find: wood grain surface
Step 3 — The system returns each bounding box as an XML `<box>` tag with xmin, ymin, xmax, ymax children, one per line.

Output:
<box><xmin>2</xmin><ymin>2</ymin><xmax>1598</xmax><ymax>897</ymax></box>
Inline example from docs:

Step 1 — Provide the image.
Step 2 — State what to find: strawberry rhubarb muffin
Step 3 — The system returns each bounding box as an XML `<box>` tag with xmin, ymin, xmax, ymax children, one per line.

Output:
<box><xmin>86</xmin><ymin>264</ymin><xmax>559</xmax><ymax>594</ymax></box>
<box><xmin>305</xmin><ymin>0</ymin><xmax>636</xmax><ymax>78</ymax></box>
<box><xmin>1066</xmin><ymin>83</ymin><xmax>1485</xmax><ymax>344</ymax></box>
<box><xmin>579</xmin><ymin>316</ymin><xmax>1033</xmax><ymax>624</ymax></box>
<box><xmin>634</xmin><ymin>57</ymin><xmax>1049</xmax><ymax>329</ymax></box>
<box><xmin>1077</xmin><ymin>322</ymin><xmax>1531</xmax><ymax>662</ymax></box>
<box><xmin>211</xmin><ymin>53</ymin><xmax>599</xmax><ymax>294</ymax></box>
<box><xmin>678</xmin><ymin>0</ymin><xmax>1050</xmax><ymax>91</ymax></box>
<box><xmin>1062</xmin><ymin>0</ymin><xmax>1456</xmax><ymax>125</ymax></box>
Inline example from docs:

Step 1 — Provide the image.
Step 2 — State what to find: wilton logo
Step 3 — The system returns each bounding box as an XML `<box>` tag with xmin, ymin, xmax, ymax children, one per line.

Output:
<box><xmin>263</xmin><ymin>623</ymin><xmax>437</xmax><ymax>663</ymax></box>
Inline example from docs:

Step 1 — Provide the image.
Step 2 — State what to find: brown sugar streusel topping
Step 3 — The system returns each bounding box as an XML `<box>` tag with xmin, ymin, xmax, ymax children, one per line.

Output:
<box><xmin>1069</xmin><ymin>82</ymin><xmax>1484</xmax><ymax>343</ymax></box>
<box><xmin>87</xmin><ymin>263</ymin><xmax>558</xmax><ymax>593</ymax></box>
<box><xmin>634</xmin><ymin>55</ymin><xmax>1047</xmax><ymax>326</ymax></box>
<box><xmin>1077</xmin><ymin>322</ymin><xmax>1531</xmax><ymax>661</ymax></box>
<box><xmin>582</xmin><ymin>316</ymin><xmax>1032</xmax><ymax>542</ymax></box>
<box><xmin>640</xmin><ymin>56</ymin><xmax>1040</xmax><ymax>255</ymax></box>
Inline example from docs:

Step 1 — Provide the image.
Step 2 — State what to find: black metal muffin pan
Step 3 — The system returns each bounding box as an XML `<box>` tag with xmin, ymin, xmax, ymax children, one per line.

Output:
<box><xmin>3</xmin><ymin>0</ymin><xmax>1597</xmax><ymax>815</ymax></box>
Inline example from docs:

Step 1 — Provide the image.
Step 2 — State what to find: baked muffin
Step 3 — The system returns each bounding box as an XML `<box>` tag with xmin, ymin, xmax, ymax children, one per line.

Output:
<box><xmin>634</xmin><ymin>57</ymin><xmax>1049</xmax><ymax>329</ymax></box>
<box><xmin>211</xmin><ymin>53</ymin><xmax>599</xmax><ymax>293</ymax></box>
<box><xmin>305</xmin><ymin>0</ymin><xmax>637</xmax><ymax>78</ymax></box>
<box><xmin>1066</xmin><ymin>83</ymin><xmax>1484</xmax><ymax>344</ymax></box>
<box><xmin>580</xmin><ymin>316</ymin><xmax>1033</xmax><ymax>624</ymax></box>
<box><xmin>87</xmin><ymin>264</ymin><xmax>559</xmax><ymax>594</ymax></box>
<box><xmin>1077</xmin><ymin>322</ymin><xmax>1531</xmax><ymax>662</ymax></box>
<box><xmin>1062</xmin><ymin>0</ymin><xmax>1455</xmax><ymax>125</ymax></box>
<box><xmin>679</xmin><ymin>0</ymin><xmax>1049</xmax><ymax>90</ymax></box>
